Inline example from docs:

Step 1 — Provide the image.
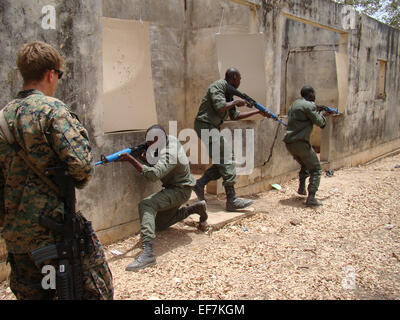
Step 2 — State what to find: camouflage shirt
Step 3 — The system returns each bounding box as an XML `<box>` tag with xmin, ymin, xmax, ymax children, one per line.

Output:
<box><xmin>195</xmin><ymin>79</ymin><xmax>240</xmax><ymax>129</ymax></box>
<box><xmin>142</xmin><ymin>135</ymin><xmax>196</xmax><ymax>189</ymax></box>
<box><xmin>0</xmin><ymin>89</ymin><xmax>94</xmax><ymax>254</ymax></box>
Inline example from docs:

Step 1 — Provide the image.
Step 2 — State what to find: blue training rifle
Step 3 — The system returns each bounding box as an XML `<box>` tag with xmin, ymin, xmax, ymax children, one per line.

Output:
<box><xmin>95</xmin><ymin>142</ymin><xmax>147</xmax><ymax>166</ymax></box>
<box><xmin>225</xmin><ymin>83</ymin><xmax>287</xmax><ymax>127</ymax></box>
<box><xmin>316</xmin><ymin>105</ymin><xmax>341</xmax><ymax>115</ymax></box>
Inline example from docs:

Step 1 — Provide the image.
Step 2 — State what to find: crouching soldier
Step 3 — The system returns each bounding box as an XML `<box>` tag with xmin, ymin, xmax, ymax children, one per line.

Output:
<box><xmin>118</xmin><ymin>125</ymin><xmax>208</xmax><ymax>271</ymax></box>
<box><xmin>283</xmin><ymin>86</ymin><xmax>332</xmax><ymax>206</ymax></box>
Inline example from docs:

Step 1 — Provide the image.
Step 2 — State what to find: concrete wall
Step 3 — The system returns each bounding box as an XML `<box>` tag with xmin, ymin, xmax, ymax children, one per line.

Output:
<box><xmin>1</xmin><ymin>0</ymin><xmax>400</xmax><ymax>281</ymax></box>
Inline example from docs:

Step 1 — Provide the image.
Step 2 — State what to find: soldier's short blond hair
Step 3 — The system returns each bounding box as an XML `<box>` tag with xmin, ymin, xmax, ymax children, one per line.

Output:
<box><xmin>17</xmin><ymin>41</ymin><xmax>64</xmax><ymax>84</ymax></box>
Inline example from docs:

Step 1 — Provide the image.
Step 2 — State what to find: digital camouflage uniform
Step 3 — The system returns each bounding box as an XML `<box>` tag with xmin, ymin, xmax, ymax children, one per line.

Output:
<box><xmin>139</xmin><ymin>135</ymin><xmax>196</xmax><ymax>243</ymax></box>
<box><xmin>0</xmin><ymin>89</ymin><xmax>113</xmax><ymax>300</ymax></box>
<box><xmin>283</xmin><ymin>98</ymin><xmax>327</xmax><ymax>194</ymax></box>
<box><xmin>194</xmin><ymin>79</ymin><xmax>240</xmax><ymax>187</ymax></box>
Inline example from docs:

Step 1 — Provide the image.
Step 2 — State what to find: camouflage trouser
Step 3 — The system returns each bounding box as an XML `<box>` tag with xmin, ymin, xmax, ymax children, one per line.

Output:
<box><xmin>194</xmin><ymin>120</ymin><xmax>236</xmax><ymax>187</ymax></box>
<box><xmin>285</xmin><ymin>141</ymin><xmax>322</xmax><ymax>194</ymax></box>
<box><xmin>139</xmin><ymin>186</ymin><xmax>192</xmax><ymax>243</ymax></box>
<box><xmin>7</xmin><ymin>230</ymin><xmax>113</xmax><ymax>300</ymax></box>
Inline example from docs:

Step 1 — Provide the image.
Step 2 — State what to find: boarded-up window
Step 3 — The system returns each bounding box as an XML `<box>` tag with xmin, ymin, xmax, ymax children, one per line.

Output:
<box><xmin>102</xmin><ymin>18</ymin><xmax>158</xmax><ymax>133</ymax></box>
<box><xmin>376</xmin><ymin>59</ymin><xmax>387</xmax><ymax>100</ymax></box>
<box><xmin>216</xmin><ymin>34</ymin><xmax>267</xmax><ymax>119</ymax></box>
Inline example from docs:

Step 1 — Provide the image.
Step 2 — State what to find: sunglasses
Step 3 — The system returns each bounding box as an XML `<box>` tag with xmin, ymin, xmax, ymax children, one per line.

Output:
<box><xmin>53</xmin><ymin>69</ymin><xmax>64</xmax><ymax>79</ymax></box>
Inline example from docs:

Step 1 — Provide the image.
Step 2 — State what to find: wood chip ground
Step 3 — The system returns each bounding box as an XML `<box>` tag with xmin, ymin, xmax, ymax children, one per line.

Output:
<box><xmin>1</xmin><ymin>153</ymin><xmax>400</xmax><ymax>300</ymax></box>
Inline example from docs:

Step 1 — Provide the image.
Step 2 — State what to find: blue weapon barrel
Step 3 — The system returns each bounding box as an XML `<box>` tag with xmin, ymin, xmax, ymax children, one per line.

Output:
<box><xmin>95</xmin><ymin>148</ymin><xmax>132</xmax><ymax>166</ymax></box>
<box><xmin>326</xmin><ymin>106</ymin><xmax>340</xmax><ymax>114</ymax></box>
<box><xmin>255</xmin><ymin>103</ymin><xmax>287</xmax><ymax>127</ymax></box>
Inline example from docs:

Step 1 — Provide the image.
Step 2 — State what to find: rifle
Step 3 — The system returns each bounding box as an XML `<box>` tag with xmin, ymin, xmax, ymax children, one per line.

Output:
<box><xmin>95</xmin><ymin>142</ymin><xmax>148</xmax><ymax>166</ymax></box>
<box><xmin>225</xmin><ymin>83</ymin><xmax>287</xmax><ymax>127</ymax></box>
<box><xmin>31</xmin><ymin>167</ymin><xmax>94</xmax><ymax>300</ymax></box>
<box><xmin>316</xmin><ymin>105</ymin><xmax>341</xmax><ymax>115</ymax></box>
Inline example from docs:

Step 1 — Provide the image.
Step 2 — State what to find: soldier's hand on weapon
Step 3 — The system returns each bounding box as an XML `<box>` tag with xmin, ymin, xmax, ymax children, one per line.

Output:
<box><xmin>117</xmin><ymin>152</ymin><xmax>133</xmax><ymax>162</ymax></box>
<box><xmin>235</xmin><ymin>99</ymin><xmax>248</xmax><ymax>107</ymax></box>
<box><xmin>321</xmin><ymin>110</ymin><xmax>333</xmax><ymax>117</ymax></box>
<box><xmin>259</xmin><ymin>110</ymin><xmax>272</xmax><ymax>118</ymax></box>
<box><xmin>138</xmin><ymin>151</ymin><xmax>147</xmax><ymax>163</ymax></box>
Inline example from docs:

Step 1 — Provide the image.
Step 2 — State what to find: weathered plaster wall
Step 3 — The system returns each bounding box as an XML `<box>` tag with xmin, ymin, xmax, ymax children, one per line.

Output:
<box><xmin>184</xmin><ymin>0</ymin><xmax>259</xmax><ymax>130</ymax></box>
<box><xmin>262</xmin><ymin>0</ymin><xmax>400</xmax><ymax>165</ymax></box>
<box><xmin>330</xmin><ymin>14</ymin><xmax>400</xmax><ymax>160</ymax></box>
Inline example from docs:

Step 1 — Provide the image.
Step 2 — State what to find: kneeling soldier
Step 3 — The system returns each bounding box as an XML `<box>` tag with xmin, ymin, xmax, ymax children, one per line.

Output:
<box><xmin>118</xmin><ymin>125</ymin><xmax>208</xmax><ymax>271</ymax></box>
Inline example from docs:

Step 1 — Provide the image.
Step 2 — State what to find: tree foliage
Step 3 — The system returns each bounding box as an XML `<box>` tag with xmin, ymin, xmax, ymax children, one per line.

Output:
<box><xmin>334</xmin><ymin>0</ymin><xmax>400</xmax><ymax>29</ymax></box>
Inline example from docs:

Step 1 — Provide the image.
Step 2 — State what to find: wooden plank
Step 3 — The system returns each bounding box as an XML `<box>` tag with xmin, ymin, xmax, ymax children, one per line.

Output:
<box><xmin>282</xmin><ymin>12</ymin><xmax>347</xmax><ymax>34</ymax></box>
<box><xmin>226</xmin><ymin>0</ymin><xmax>260</xmax><ymax>12</ymax></box>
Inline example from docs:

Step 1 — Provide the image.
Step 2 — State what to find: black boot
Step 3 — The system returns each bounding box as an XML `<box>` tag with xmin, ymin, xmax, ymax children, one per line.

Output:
<box><xmin>306</xmin><ymin>192</ymin><xmax>322</xmax><ymax>207</ymax></box>
<box><xmin>298</xmin><ymin>179</ymin><xmax>307</xmax><ymax>195</ymax></box>
<box><xmin>225</xmin><ymin>185</ymin><xmax>253</xmax><ymax>212</ymax></box>
<box><xmin>185</xmin><ymin>200</ymin><xmax>208</xmax><ymax>223</ymax></box>
<box><xmin>193</xmin><ymin>175</ymin><xmax>211</xmax><ymax>201</ymax></box>
<box><xmin>125</xmin><ymin>241</ymin><xmax>156</xmax><ymax>271</ymax></box>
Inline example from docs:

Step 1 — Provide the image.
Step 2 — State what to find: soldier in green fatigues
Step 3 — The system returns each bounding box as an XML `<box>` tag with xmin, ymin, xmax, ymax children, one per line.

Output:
<box><xmin>283</xmin><ymin>86</ymin><xmax>332</xmax><ymax>206</ymax></box>
<box><xmin>0</xmin><ymin>42</ymin><xmax>113</xmax><ymax>299</ymax></box>
<box><xmin>118</xmin><ymin>125</ymin><xmax>208</xmax><ymax>271</ymax></box>
<box><xmin>193</xmin><ymin>68</ymin><xmax>271</xmax><ymax>211</ymax></box>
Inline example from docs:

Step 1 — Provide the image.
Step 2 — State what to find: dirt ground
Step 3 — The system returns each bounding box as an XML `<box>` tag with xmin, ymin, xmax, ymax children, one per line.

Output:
<box><xmin>1</xmin><ymin>153</ymin><xmax>400</xmax><ymax>300</ymax></box>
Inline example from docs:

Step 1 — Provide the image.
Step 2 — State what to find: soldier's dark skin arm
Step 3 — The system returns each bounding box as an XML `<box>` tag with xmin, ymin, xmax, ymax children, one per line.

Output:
<box><xmin>217</xmin><ymin>101</ymin><xmax>271</xmax><ymax>120</ymax></box>
<box><xmin>118</xmin><ymin>153</ymin><xmax>143</xmax><ymax>173</ymax></box>
<box><xmin>217</xmin><ymin>99</ymin><xmax>247</xmax><ymax>113</ymax></box>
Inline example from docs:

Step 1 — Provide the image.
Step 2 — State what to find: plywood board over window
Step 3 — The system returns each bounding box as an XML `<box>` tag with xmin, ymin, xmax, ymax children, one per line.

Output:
<box><xmin>216</xmin><ymin>33</ymin><xmax>267</xmax><ymax>119</ymax></box>
<box><xmin>102</xmin><ymin>17</ymin><xmax>158</xmax><ymax>133</ymax></box>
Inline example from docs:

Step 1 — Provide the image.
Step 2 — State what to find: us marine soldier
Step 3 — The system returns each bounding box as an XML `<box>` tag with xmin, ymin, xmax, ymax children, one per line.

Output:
<box><xmin>283</xmin><ymin>86</ymin><xmax>332</xmax><ymax>206</ymax></box>
<box><xmin>0</xmin><ymin>41</ymin><xmax>113</xmax><ymax>299</ymax></box>
<box><xmin>118</xmin><ymin>125</ymin><xmax>208</xmax><ymax>271</ymax></box>
<box><xmin>193</xmin><ymin>67</ymin><xmax>271</xmax><ymax>211</ymax></box>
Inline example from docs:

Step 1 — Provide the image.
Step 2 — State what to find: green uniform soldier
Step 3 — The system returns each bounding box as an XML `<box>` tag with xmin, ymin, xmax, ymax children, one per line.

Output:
<box><xmin>283</xmin><ymin>86</ymin><xmax>332</xmax><ymax>206</ymax></box>
<box><xmin>118</xmin><ymin>125</ymin><xmax>208</xmax><ymax>271</ymax></box>
<box><xmin>0</xmin><ymin>41</ymin><xmax>113</xmax><ymax>299</ymax></box>
<box><xmin>193</xmin><ymin>68</ymin><xmax>271</xmax><ymax>211</ymax></box>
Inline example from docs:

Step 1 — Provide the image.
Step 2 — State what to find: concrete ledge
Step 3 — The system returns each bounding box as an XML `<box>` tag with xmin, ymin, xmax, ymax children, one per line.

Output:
<box><xmin>184</xmin><ymin>196</ymin><xmax>256</xmax><ymax>231</ymax></box>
